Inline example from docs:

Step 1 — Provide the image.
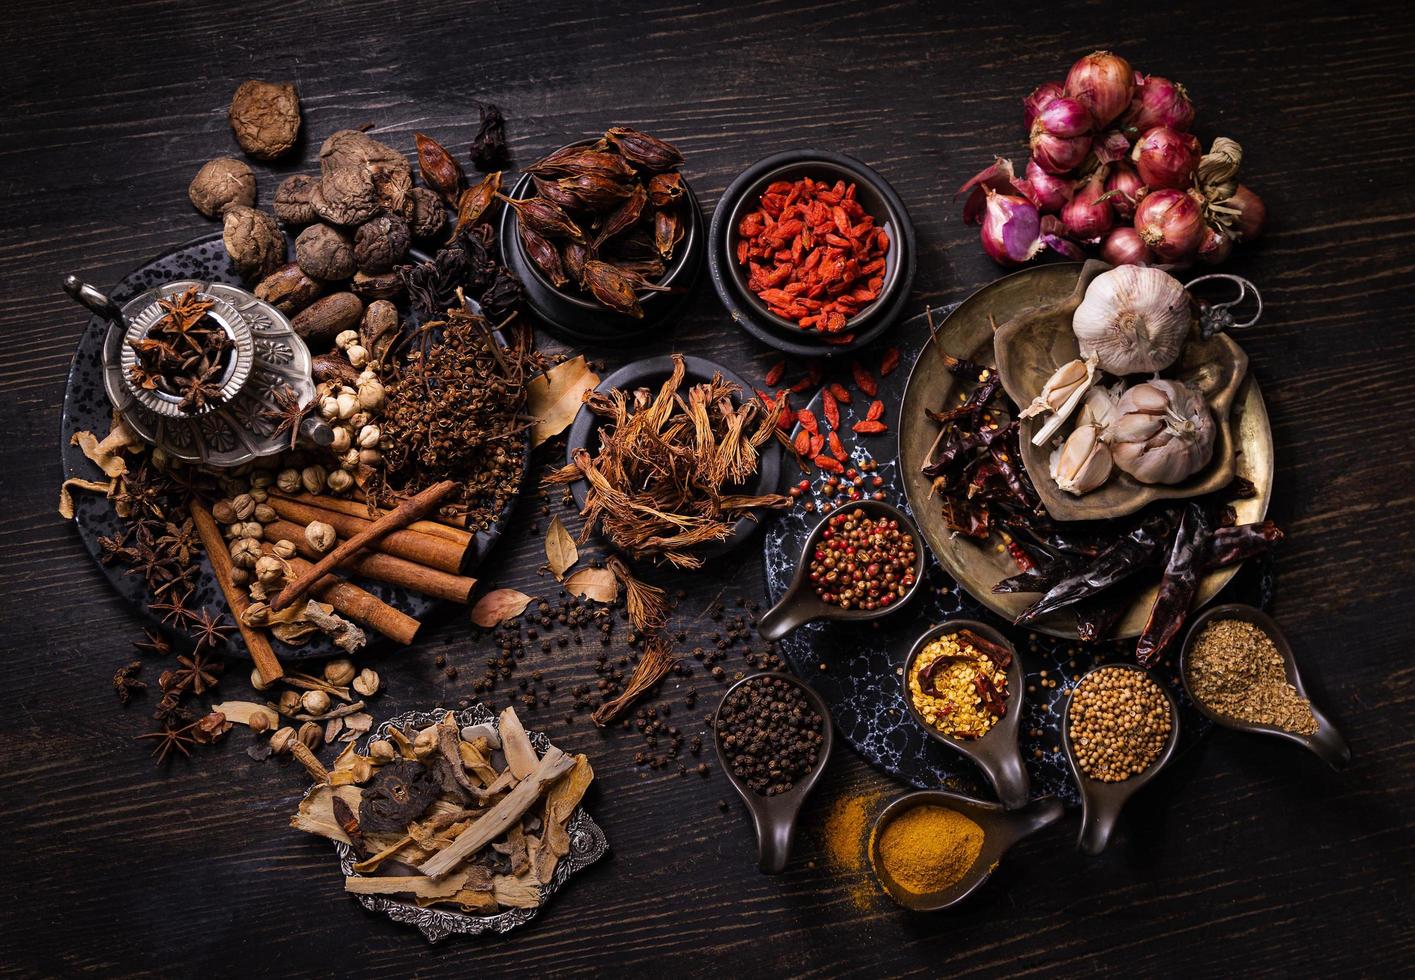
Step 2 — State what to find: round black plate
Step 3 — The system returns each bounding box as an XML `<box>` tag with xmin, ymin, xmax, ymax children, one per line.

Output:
<box><xmin>60</xmin><ymin>232</ymin><xmax>526</xmax><ymax>660</ymax></box>
<box><xmin>762</xmin><ymin>309</ymin><xmax>1273</xmax><ymax>804</ymax></box>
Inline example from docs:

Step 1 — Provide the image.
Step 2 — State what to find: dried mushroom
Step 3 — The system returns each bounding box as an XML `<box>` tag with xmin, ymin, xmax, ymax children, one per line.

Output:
<box><xmin>312</xmin><ymin>167</ymin><xmax>379</xmax><ymax>227</ymax></box>
<box><xmin>273</xmin><ymin>174</ymin><xmax>320</xmax><ymax>225</ymax></box>
<box><xmin>227</xmin><ymin>80</ymin><xmax>301</xmax><ymax>161</ymax></box>
<box><xmin>188</xmin><ymin>157</ymin><xmax>256</xmax><ymax>218</ymax></box>
<box><xmin>221</xmin><ymin>205</ymin><xmax>285</xmax><ymax>282</ymax></box>
<box><xmin>354</xmin><ymin>214</ymin><xmax>411</xmax><ymax>274</ymax></box>
<box><xmin>295</xmin><ymin>223</ymin><xmax>357</xmax><ymax>281</ymax></box>
<box><xmin>318</xmin><ymin>129</ymin><xmax>410</xmax><ymax>183</ymax></box>
<box><xmin>409</xmin><ymin>186</ymin><xmax>447</xmax><ymax>239</ymax></box>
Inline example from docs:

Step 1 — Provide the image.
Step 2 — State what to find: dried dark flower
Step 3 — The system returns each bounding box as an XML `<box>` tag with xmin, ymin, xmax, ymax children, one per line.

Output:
<box><xmin>469</xmin><ymin>102</ymin><xmax>510</xmax><ymax>172</ymax></box>
<box><xmin>358</xmin><ymin>760</ymin><xmax>441</xmax><ymax>832</ymax></box>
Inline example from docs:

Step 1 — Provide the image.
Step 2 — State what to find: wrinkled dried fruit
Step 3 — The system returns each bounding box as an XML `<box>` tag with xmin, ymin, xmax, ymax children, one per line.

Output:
<box><xmin>501</xmin><ymin>194</ymin><xmax>586</xmax><ymax>242</ymax></box>
<box><xmin>520</xmin><ymin>222</ymin><xmax>568</xmax><ymax>287</ymax></box>
<box><xmin>292</xmin><ymin>292</ymin><xmax>364</xmax><ymax>346</ymax></box>
<box><xmin>452</xmin><ymin>171</ymin><xmax>502</xmax><ymax>238</ymax></box>
<box><xmin>581</xmin><ymin>260</ymin><xmax>643</xmax><ymax>318</ymax></box>
<box><xmin>648</xmin><ymin>172</ymin><xmax>685</xmax><ymax>208</ymax></box>
<box><xmin>295</xmin><ymin>223</ymin><xmax>356</xmax><ymax>281</ymax></box>
<box><xmin>408</xmin><ymin>186</ymin><xmax>446</xmax><ymax>239</ymax></box>
<box><xmin>415</xmin><ymin>132</ymin><xmax>466</xmax><ymax>205</ymax></box>
<box><xmin>273</xmin><ymin>174</ymin><xmax>319</xmax><ymax>225</ymax></box>
<box><xmin>255</xmin><ymin>262</ymin><xmax>325</xmax><ymax>315</ymax></box>
<box><xmin>188</xmin><ymin>157</ymin><xmax>256</xmax><ymax>218</ymax></box>
<box><xmin>469</xmin><ymin>102</ymin><xmax>510</xmax><ymax>172</ymax></box>
<box><xmin>527</xmin><ymin>146</ymin><xmax>635</xmax><ymax>180</ymax></box>
<box><xmin>604</xmin><ymin>126</ymin><xmax>684</xmax><ymax>171</ymax></box>
<box><xmin>312</xmin><ymin>167</ymin><xmax>379</xmax><ymax>227</ymax></box>
<box><xmin>318</xmin><ymin>129</ymin><xmax>409</xmax><ymax>182</ymax></box>
<box><xmin>228</xmin><ymin>80</ymin><xmax>301</xmax><ymax>161</ymax></box>
<box><xmin>359</xmin><ymin>759</ymin><xmax>441</xmax><ymax>832</ymax></box>
<box><xmin>221</xmin><ymin>205</ymin><xmax>285</xmax><ymax>282</ymax></box>
<box><xmin>354</xmin><ymin>214</ymin><xmax>411</xmax><ymax>274</ymax></box>
<box><xmin>654</xmin><ymin>209</ymin><xmax>683</xmax><ymax>260</ymax></box>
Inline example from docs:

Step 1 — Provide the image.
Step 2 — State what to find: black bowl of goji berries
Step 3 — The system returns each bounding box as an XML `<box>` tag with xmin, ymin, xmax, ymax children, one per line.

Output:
<box><xmin>708</xmin><ymin>149</ymin><xmax>916</xmax><ymax>358</ymax></box>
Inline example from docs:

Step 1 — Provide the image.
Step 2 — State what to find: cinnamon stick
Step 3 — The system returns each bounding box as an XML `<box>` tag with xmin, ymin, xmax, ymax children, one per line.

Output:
<box><xmin>271</xmin><ymin>480</ymin><xmax>458</xmax><ymax>611</ymax></box>
<box><xmin>271</xmin><ymin>549</ymin><xmax>421</xmax><ymax>645</ymax></box>
<box><xmin>266</xmin><ymin>496</ymin><xmax>466</xmax><ymax>574</ymax></box>
<box><xmin>190</xmin><ymin>501</ymin><xmax>284</xmax><ymax>684</ymax></box>
<box><xmin>270</xmin><ymin>491</ymin><xmax>472</xmax><ymax>547</ymax></box>
<box><xmin>264</xmin><ymin>520</ymin><xmax>475</xmax><ymax>603</ymax></box>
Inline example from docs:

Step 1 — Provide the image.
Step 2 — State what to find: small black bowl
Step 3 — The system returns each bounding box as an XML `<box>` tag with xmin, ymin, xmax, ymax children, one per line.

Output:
<box><xmin>708</xmin><ymin>149</ymin><xmax>916</xmax><ymax>358</ymax></box>
<box><xmin>564</xmin><ymin>354</ymin><xmax>782</xmax><ymax>562</ymax></box>
<box><xmin>498</xmin><ymin>138</ymin><xmax>705</xmax><ymax>346</ymax></box>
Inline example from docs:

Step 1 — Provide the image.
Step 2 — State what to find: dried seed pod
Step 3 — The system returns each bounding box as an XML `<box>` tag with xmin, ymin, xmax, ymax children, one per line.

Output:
<box><xmin>272</xmin><ymin>538</ymin><xmax>298</xmax><ymax>560</ymax></box>
<box><xmin>351</xmin><ymin>270</ymin><xmax>403</xmax><ymax>301</ymax></box>
<box><xmin>189</xmin><ymin>157</ymin><xmax>256</xmax><ymax>218</ymax></box>
<box><xmin>300</xmin><ymin>465</ymin><xmax>327</xmax><ymax>494</ymax></box>
<box><xmin>647</xmin><ymin>172</ymin><xmax>685</xmax><ymax>208</ymax></box>
<box><xmin>273</xmin><ymin>174</ymin><xmax>320</xmax><ymax>225</ymax></box>
<box><xmin>255</xmin><ymin>555</ymin><xmax>287</xmax><ymax>587</ymax></box>
<box><xmin>352</xmin><ymin>668</ymin><xmax>380</xmax><ymax>697</ymax></box>
<box><xmin>228</xmin><ymin>80</ymin><xmax>301</xmax><ymax>161</ymax></box>
<box><xmin>581</xmin><ymin>260</ymin><xmax>644</xmax><ymax>318</ymax></box>
<box><xmin>368</xmin><ymin>738</ymin><xmax>396</xmax><ymax>763</ymax></box>
<box><xmin>231</xmin><ymin>493</ymin><xmax>256</xmax><ymax>520</ymax></box>
<box><xmin>276</xmin><ymin>468</ymin><xmax>302</xmax><ymax>494</ymax></box>
<box><xmin>291</xmin><ymin>292</ymin><xmax>364</xmax><ymax>346</ymax></box>
<box><xmin>563</xmin><ymin>241</ymin><xmax>589</xmax><ymax>283</ymax></box>
<box><xmin>604</xmin><ymin>126</ymin><xmax>684</xmax><ymax>171</ymax></box>
<box><xmin>324</xmin><ymin>658</ymin><xmax>356</xmax><ymax>686</ymax></box>
<box><xmin>415</xmin><ymin>132</ymin><xmax>466</xmax><ymax>206</ymax></box>
<box><xmin>254</xmin><ymin>262</ymin><xmax>325</xmax><ymax>316</ymax></box>
<box><xmin>212</xmin><ymin>499</ymin><xmax>238</xmax><ymax>524</ymax></box>
<box><xmin>312</xmin><ymin>352</ymin><xmax>359</xmax><ymax>387</ymax></box>
<box><xmin>295</xmin><ymin>224</ymin><xmax>357</xmax><ymax>281</ymax></box>
<box><xmin>553</xmin><ymin>172</ymin><xmax>633</xmax><ymax>212</ymax></box>
<box><xmin>654</xmin><ymin>208</ymin><xmax>683</xmax><ymax>261</ymax></box>
<box><xmin>469</xmin><ymin>101</ymin><xmax>510</xmax><ymax>172</ymax></box>
<box><xmin>499</xmin><ymin>194</ymin><xmax>586</xmax><ymax>242</ymax></box>
<box><xmin>312</xmin><ymin>167</ymin><xmax>379</xmax><ymax>227</ymax></box>
<box><xmin>592</xmin><ymin>183</ymin><xmax>648</xmax><ymax>250</ymax></box>
<box><xmin>230</xmin><ymin>537</ymin><xmax>262</xmax><ymax>570</ymax></box>
<box><xmin>221</xmin><ymin>206</ymin><xmax>285</xmax><ymax>282</ymax></box>
<box><xmin>610</xmin><ymin>256</ymin><xmax>666</xmax><ymax>280</ymax></box>
<box><xmin>329</xmin><ymin>426</ymin><xmax>351</xmax><ymax>453</ymax></box>
<box><xmin>519</xmin><ymin>222</ymin><xmax>568</xmax><ymax>287</ymax></box>
<box><xmin>297</xmin><ymin>721</ymin><xmax>322</xmax><ymax>749</ymax></box>
<box><xmin>408</xmin><ymin>186</ymin><xmax>447</xmax><ymax>239</ymax></box>
<box><xmin>527</xmin><ymin>146</ymin><xmax>637</xmax><ymax>180</ymax></box>
<box><xmin>353</xmin><ymin>214</ymin><xmax>411</xmax><ymax>274</ymax></box>
<box><xmin>301</xmin><ymin>689</ymin><xmax>331</xmax><ymax>715</ymax></box>
<box><xmin>270</xmin><ymin>726</ymin><xmax>296</xmax><ymax>754</ymax></box>
<box><xmin>452</xmin><ymin>171</ymin><xmax>502</xmax><ymax>238</ymax></box>
<box><xmin>532</xmin><ymin>174</ymin><xmax>582</xmax><ymax>211</ymax></box>
<box><xmin>326</xmin><ymin>469</ymin><xmax>355</xmax><ymax>492</ymax></box>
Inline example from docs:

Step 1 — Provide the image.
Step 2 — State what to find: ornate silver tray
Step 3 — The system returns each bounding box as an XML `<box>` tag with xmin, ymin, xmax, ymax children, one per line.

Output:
<box><xmin>311</xmin><ymin>704</ymin><xmax>608</xmax><ymax>943</ymax></box>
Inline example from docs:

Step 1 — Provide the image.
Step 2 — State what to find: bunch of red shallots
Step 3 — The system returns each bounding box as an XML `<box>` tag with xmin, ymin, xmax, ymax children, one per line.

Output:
<box><xmin>959</xmin><ymin>51</ymin><xmax>1266</xmax><ymax>268</ymax></box>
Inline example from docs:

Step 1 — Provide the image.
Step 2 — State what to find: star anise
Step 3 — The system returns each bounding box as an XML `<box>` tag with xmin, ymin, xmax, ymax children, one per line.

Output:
<box><xmin>97</xmin><ymin>530</ymin><xmax>137</xmax><ymax>566</ymax></box>
<box><xmin>124</xmin><ymin>540</ymin><xmax>181</xmax><ymax>592</ymax></box>
<box><xmin>150</xmin><ymin>590</ymin><xmax>197</xmax><ymax>627</ymax></box>
<box><xmin>187</xmin><ymin>608</ymin><xmax>234</xmax><ymax>654</ymax></box>
<box><xmin>176</xmin><ymin>363</ymin><xmax>225</xmax><ymax>413</ymax></box>
<box><xmin>113</xmin><ymin>661</ymin><xmax>146</xmax><ymax>704</ymax></box>
<box><xmin>162</xmin><ymin>650</ymin><xmax>223</xmax><ymax>696</ymax></box>
<box><xmin>133</xmin><ymin>628</ymin><xmax>172</xmax><ymax>657</ymax></box>
<box><xmin>262</xmin><ymin>383</ymin><xmax>313</xmax><ymax>451</ymax></box>
<box><xmin>154</xmin><ymin>518</ymin><xmax>200</xmax><ymax>566</ymax></box>
<box><xmin>152</xmin><ymin>691</ymin><xmax>195</xmax><ymax>726</ymax></box>
<box><xmin>136</xmin><ymin>719</ymin><xmax>199</xmax><ymax>765</ymax></box>
<box><xmin>155</xmin><ymin>286</ymin><xmax>216</xmax><ymax>334</ymax></box>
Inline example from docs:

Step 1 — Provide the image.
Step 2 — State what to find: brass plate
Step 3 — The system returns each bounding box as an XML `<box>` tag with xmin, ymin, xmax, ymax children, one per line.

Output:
<box><xmin>897</xmin><ymin>263</ymin><xmax>1273</xmax><ymax>641</ymax></box>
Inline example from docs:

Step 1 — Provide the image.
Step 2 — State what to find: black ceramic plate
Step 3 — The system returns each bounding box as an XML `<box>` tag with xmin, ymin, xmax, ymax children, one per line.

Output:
<box><xmin>565</xmin><ymin>354</ymin><xmax>782</xmax><ymax>564</ymax></box>
<box><xmin>60</xmin><ymin>232</ymin><xmax>525</xmax><ymax>660</ymax></box>
<box><xmin>761</xmin><ymin>310</ymin><xmax>1274</xmax><ymax>803</ymax></box>
<box><xmin>708</xmin><ymin>149</ymin><xmax>916</xmax><ymax>358</ymax></box>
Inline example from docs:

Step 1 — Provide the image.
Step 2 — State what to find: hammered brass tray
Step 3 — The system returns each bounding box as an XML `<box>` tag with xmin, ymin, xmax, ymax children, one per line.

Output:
<box><xmin>897</xmin><ymin>263</ymin><xmax>1273</xmax><ymax>641</ymax></box>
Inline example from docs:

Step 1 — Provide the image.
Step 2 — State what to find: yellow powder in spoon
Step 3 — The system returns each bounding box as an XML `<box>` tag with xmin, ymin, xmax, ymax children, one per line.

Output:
<box><xmin>874</xmin><ymin>804</ymin><xmax>984</xmax><ymax>895</ymax></box>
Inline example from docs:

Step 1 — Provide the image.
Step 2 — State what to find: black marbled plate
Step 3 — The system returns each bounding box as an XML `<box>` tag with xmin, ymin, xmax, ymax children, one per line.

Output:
<box><xmin>59</xmin><ymin>233</ymin><xmax>524</xmax><ymax>660</ymax></box>
<box><xmin>763</xmin><ymin>309</ymin><xmax>1273</xmax><ymax>804</ymax></box>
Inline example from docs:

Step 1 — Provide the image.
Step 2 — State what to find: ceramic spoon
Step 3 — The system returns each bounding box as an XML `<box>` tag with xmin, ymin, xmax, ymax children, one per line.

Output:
<box><xmin>757</xmin><ymin>499</ymin><xmax>925</xmax><ymax>641</ymax></box>
<box><xmin>1180</xmin><ymin>603</ymin><xmax>1350</xmax><ymax>769</ymax></box>
<box><xmin>1062</xmin><ymin>663</ymin><xmax>1181</xmax><ymax>855</ymax></box>
<box><xmin>714</xmin><ymin>671</ymin><xmax>834</xmax><ymax>874</ymax></box>
<box><xmin>869</xmin><ymin>789</ymin><xmax>1064</xmax><ymax>911</ymax></box>
<box><xmin>901</xmin><ymin>620</ymin><xmax>1031</xmax><ymax>809</ymax></box>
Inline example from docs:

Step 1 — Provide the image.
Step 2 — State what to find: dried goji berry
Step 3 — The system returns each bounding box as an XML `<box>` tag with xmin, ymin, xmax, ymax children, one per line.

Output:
<box><xmin>809</xmin><ymin>433</ymin><xmax>825</xmax><ymax>457</ymax></box>
<box><xmin>797</xmin><ymin>408</ymin><xmax>819</xmax><ymax>434</ymax></box>
<box><xmin>824</xmin><ymin>332</ymin><xmax>856</xmax><ymax>346</ymax></box>
<box><xmin>851</xmin><ymin>420</ymin><xmax>887</xmax><ymax>435</ymax></box>
<box><xmin>814</xmin><ymin>455</ymin><xmax>844</xmax><ymax>473</ymax></box>
<box><xmin>822</xmin><ymin>390</ymin><xmax>840</xmax><ymax>431</ymax></box>
<box><xmin>827</xmin><ymin>382</ymin><xmax>852</xmax><ymax>404</ymax></box>
<box><xmin>789</xmin><ymin>375</ymin><xmax>813</xmax><ymax>394</ymax></box>
<box><xmin>852</xmin><ymin>362</ymin><xmax>878</xmax><ymax>396</ymax></box>
<box><xmin>764</xmin><ymin>360</ymin><xmax>786</xmax><ymax>387</ymax></box>
<box><xmin>880</xmin><ymin>347</ymin><xmax>901</xmax><ymax>376</ymax></box>
<box><xmin>828</xmin><ymin>431</ymin><xmax>846</xmax><ymax>457</ymax></box>
<box><xmin>793</xmin><ymin>429</ymin><xmax>812</xmax><ymax>456</ymax></box>
<box><xmin>867</xmin><ymin>399</ymin><xmax>885</xmax><ymax>421</ymax></box>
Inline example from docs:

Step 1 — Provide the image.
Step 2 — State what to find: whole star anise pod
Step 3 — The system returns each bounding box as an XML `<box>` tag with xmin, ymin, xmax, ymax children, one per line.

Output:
<box><xmin>113</xmin><ymin>661</ymin><xmax>146</xmax><ymax>704</ymax></box>
<box><xmin>161</xmin><ymin>651</ymin><xmax>223</xmax><ymax>697</ymax></box>
<box><xmin>262</xmin><ymin>383</ymin><xmax>312</xmax><ymax>451</ymax></box>
<box><xmin>176</xmin><ymin>363</ymin><xmax>225</xmax><ymax>413</ymax></box>
<box><xmin>155</xmin><ymin>518</ymin><xmax>200</xmax><ymax>566</ymax></box>
<box><xmin>187</xmin><ymin>608</ymin><xmax>234</xmax><ymax>654</ymax></box>
<box><xmin>150</xmin><ymin>590</ymin><xmax>197</xmax><ymax>628</ymax></box>
<box><xmin>136</xmin><ymin>719</ymin><xmax>199</xmax><ymax>765</ymax></box>
<box><xmin>133</xmin><ymin>628</ymin><xmax>172</xmax><ymax>657</ymax></box>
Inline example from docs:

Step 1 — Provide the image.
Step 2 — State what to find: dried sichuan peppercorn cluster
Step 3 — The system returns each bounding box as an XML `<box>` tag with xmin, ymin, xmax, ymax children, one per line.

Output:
<box><xmin>736</xmin><ymin>176</ymin><xmax>889</xmax><ymax>334</ymax></box>
<box><xmin>717</xmin><ymin>675</ymin><xmax>824</xmax><ymax>796</ymax></box>
<box><xmin>808</xmin><ymin>508</ymin><xmax>917</xmax><ymax>610</ymax></box>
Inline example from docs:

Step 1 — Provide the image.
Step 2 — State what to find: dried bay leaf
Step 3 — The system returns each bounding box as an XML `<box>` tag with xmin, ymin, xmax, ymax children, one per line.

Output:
<box><xmin>544</xmin><ymin>516</ymin><xmax>578</xmax><ymax>580</ymax></box>
<box><xmin>470</xmin><ymin>588</ymin><xmax>534</xmax><ymax>627</ymax></box>
<box><xmin>527</xmin><ymin>355</ymin><xmax>600</xmax><ymax>448</ymax></box>
<box><xmin>564</xmin><ymin>567</ymin><xmax>618</xmax><ymax>603</ymax></box>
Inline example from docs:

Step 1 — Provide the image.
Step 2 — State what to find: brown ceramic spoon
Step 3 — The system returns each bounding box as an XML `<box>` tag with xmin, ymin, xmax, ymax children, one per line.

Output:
<box><xmin>900</xmin><ymin>620</ymin><xmax>1030</xmax><ymax>809</ymax></box>
<box><xmin>869</xmin><ymin>789</ymin><xmax>1064</xmax><ymax>911</ymax></box>
<box><xmin>1062</xmin><ymin>663</ymin><xmax>1181</xmax><ymax>855</ymax></box>
<box><xmin>714</xmin><ymin>671</ymin><xmax>835</xmax><ymax>874</ymax></box>
<box><xmin>1180</xmin><ymin>603</ymin><xmax>1350</xmax><ymax>769</ymax></box>
<box><xmin>757</xmin><ymin>499</ymin><xmax>925</xmax><ymax>641</ymax></box>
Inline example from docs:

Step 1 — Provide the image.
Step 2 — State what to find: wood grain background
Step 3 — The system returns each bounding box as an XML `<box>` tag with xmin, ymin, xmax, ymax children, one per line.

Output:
<box><xmin>2</xmin><ymin>1</ymin><xmax>1412</xmax><ymax>975</ymax></box>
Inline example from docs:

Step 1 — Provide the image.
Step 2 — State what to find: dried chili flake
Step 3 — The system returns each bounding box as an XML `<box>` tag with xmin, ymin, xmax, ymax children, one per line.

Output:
<box><xmin>764</xmin><ymin>360</ymin><xmax>786</xmax><ymax>387</ymax></box>
<box><xmin>822</xmin><ymin>390</ymin><xmax>840</xmax><ymax>431</ymax></box>
<box><xmin>880</xmin><ymin>347</ymin><xmax>901</xmax><ymax>376</ymax></box>
<box><xmin>852</xmin><ymin>361</ymin><xmax>878</xmax><ymax>396</ymax></box>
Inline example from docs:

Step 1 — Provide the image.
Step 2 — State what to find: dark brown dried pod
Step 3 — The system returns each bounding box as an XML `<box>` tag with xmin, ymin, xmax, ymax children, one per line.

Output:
<box><xmin>351</xmin><ymin>270</ymin><xmax>403</xmax><ymax>301</ymax></box>
<box><xmin>254</xmin><ymin>262</ymin><xmax>325</xmax><ymax>315</ymax></box>
<box><xmin>452</xmin><ymin>171</ymin><xmax>502</xmax><ymax>239</ymax></box>
<box><xmin>604</xmin><ymin>126</ymin><xmax>684</xmax><ymax>171</ymax></box>
<box><xmin>592</xmin><ymin>183</ymin><xmax>648</xmax><ymax>250</ymax></box>
<box><xmin>312</xmin><ymin>167</ymin><xmax>379</xmax><ymax>227</ymax></box>
<box><xmin>498</xmin><ymin>194</ymin><xmax>586</xmax><ymax>242</ymax></box>
<box><xmin>291</xmin><ymin>292</ymin><xmax>364</xmax><ymax>346</ymax></box>
<box><xmin>469</xmin><ymin>102</ymin><xmax>510</xmax><ymax>172</ymax></box>
<box><xmin>647</xmin><ymin>171</ymin><xmax>685</xmax><ymax>208</ymax></box>
<box><xmin>553</xmin><ymin>172</ymin><xmax>633</xmax><ymax>212</ymax></box>
<box><xmin>188</xmin><ymin>158</ymin><xmax>256</xmax><ymax>218</ymax></box>
<box><xmin>408</xmin><ymin>186</ymin><xmax>447</xmax><ymax>239</ymax></box>
<box><xmin>273</xmin><ymin>174</ymin><xmax>319</xmax><ymax>225</ymax></box>
<box><xmin>353</xmin><ymin>214</ymin><xmax>411</xmax><ymax>274</ymax></box>
<box><xmin>414</xmin><ymin>132</ymin><xmax>466</xmax><ymax>206</ymax></box>
<box><xmin>312</xmin><ymin>351</ymin><xmax>360</xmax><ymax>386</ymax></box>
<box><xmin>527</xmin><ymin>146</ymin><xmax>636</xmax><ymax>181</ymax></box>
<box><xmin>654</xmin><ymin>208</ymin><xmax>684</xmax><ymax>260</ymax></box>
<box><xmin>581</xmin><ymin>259</ymin><xmax>644</xmax><ymax>318</ymax></box>
<box><xmin>532</xmin><ymin>174</ymin><xmax>582</xmax><ymax>211</ymax></box>
<box><xmin>294</xmin><ymin>223</ymin><xmax>356</xmax><ymax>281</ymax></box>
<box><xmin>520</xmin><ymin>223</ymin><xmax>568</xmax><ymax>288</ymax></box>
<box><xmin>221</xmin><ymin>206</ymin><xmax>285</xmax><ymax>282</ymax></box>
<box><xmin>563</xmin><ymin>241</ymin><xmax>590</xmax><ymax>284</ymax></box>
<box><xmin>228</xmin><ymin>80</ymin><xmax>301</xmax><ymax>161</ymax></box>
<box><xmin>609</xmin><ymin>256</ymin><xmax>666</xmax><ymax>280</ymax></box>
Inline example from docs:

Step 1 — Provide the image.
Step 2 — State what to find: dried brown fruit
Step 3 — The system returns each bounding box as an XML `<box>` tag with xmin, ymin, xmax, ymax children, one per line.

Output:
<box><xmin>291</xmin><ymin>292</ymin><xmax>364</xmax><ymax>346</ymax></box>
<box><xmin>318</xmin><ymin>129</ymin><xmax>409</xmax><ymax>182</ymax></box>
<box><xmin>227</xmin><ymin>80</ymin><xmax>301</xmax><ymax>161</ymax></box>
<box><xmin>360</xmin><ymin>299</ymin><xmax>399</xmax><ymax>361</ymax></box>
<box><xmin>408</xmin><ymin>186</ymin><xmax>446</xmax><ymax>239</ymax></box>
<box><xmin>254</xmin><ymin>262</ymin><xmax>325</xmax><ymax>315</ymax></box>
<box><xmin>273</xmin><ymin>174</ymin><xmax>319</xmax><ymax>225</ymax></box>
<box><xmin>353</xmin><ymin>214</ymin><xmax>411</xmax><ymax>274</ymax></box>
<box><xmin>295</xmin><ymin>223</ymin><xmax>356</xmax><ymax>281</ymax></box>
<box><xmin>221</xmin><ymin>206</ymin><xmax>285</xmax><ymax>282</ymax></box>
<box><xmin>312</xmin><ymin>167</ymin><xmax>379</xmax><ymax>227</ymax></box>
<box><xmin>415</xmin><ymin>132</ymin><xmax>466</xmax><ymax>205</ymax></box>
<box><xmin>604</xmin><ymin>126</ymin><xmax>684</xmax><ymax>171</ymax></box>
<box><xmin>188</xmin><ymin>158</ymin><xmax>256</xmax><ymax>218</ymax></box>
<box><xmin>351</xmin><ymin>270</ymin><xmax>403</xmax><ymax>301</ymax></box>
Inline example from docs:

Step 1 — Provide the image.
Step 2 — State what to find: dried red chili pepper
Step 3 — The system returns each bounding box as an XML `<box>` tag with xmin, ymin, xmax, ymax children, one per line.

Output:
<box><xmin>822</xmin><ymin>390</ymin><xmax>840</xmax><ymax>431</ymax></box>
<box><xmin>880</xmin><ymin>347</ymin><xmax>901</xmax><ymax>376</ymax></box>
<box><xmin>764</xmin><ymin>360</ymin><xmax>786</xmax><ymax>387</ymax></box>
<box><xmin>852</xmin><ymin>361</ymin><xmax>878</xmax><ymax>396</ymax></box>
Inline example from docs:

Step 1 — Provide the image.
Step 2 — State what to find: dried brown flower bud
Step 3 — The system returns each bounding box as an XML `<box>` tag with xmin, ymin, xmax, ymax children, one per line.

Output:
<box><xmin>222</xmin><ymin>206</ymin><xmax>285</xmax><ymax>283</ymax></box>
<box><xmin>189</xmin><ymin>158</ymin><xmax>256</xmax><ymax>218</ymax></box>
<box><xmin>312</xmin><ymin>167</ymin><xmax>379</xmax><ymax>227</ymax></box>
<box><xmin>324</xmin><ymin>658</ymin><xmax>356</xmax><ymax>686</ymax></box>
<box><xmin>273</xmin><ymin>174</ymin><xmax>319</xmax><ymax>225</ymax></box>
<box><xmin>228</xmin><ymin>80</ymin><xmax>301</xmax><ymax>161</ymax></box>
<box><xmin>295</xmin><ymin>223</ymin><xmax>356</xmax><ymax>282</ymax></box>
<box><xmin>353</xmin><ymin>214</ymin><xmax>411</xmax><ymax>274</ymax></box>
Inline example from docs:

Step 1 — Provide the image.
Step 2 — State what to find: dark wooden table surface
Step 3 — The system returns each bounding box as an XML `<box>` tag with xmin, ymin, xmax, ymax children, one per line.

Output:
<box><xmin>3</xmin><ymin>1</ymin><xmax>1413</xmax><ymax>976</ymax></box>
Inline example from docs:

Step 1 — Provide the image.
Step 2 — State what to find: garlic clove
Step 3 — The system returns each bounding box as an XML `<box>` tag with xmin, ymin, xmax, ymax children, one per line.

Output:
<box><xmin>1050</xmin><ymin>423</ymin><xmax>1113</xmax><ymax>495</ymax></box>
<box><xmin>1025</xmin><ymin>356</ymin><xmax>1100</xmax><ymax>446</ymax></box>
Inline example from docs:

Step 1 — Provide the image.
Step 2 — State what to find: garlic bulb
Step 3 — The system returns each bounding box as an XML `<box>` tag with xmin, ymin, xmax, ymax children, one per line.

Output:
<box><xmin>1073</xmin><ymin>266</ymin><xmax>1191</xmax><ymax>375</ymax></box>
<box><xmin>1020</xmin><ymin>355</ymin><xmax>1098</xmax><ymax>446</ymax></box>
<box><xmin>1106</xmin><ymin>379</ymin><xmax>1215</xmax><ymax>484</ymax></box>
<box><xmin>1050</xmin><ymin>423</ymin><xmax>1113</xmax><ymax>495</ymax></box>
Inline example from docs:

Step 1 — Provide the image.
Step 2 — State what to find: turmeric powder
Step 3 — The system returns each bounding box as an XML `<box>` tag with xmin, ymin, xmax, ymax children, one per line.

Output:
<box><xmin>873</xmin><ymin>804</ymin><xmax>983</xmax><ymax>895</ymax></box>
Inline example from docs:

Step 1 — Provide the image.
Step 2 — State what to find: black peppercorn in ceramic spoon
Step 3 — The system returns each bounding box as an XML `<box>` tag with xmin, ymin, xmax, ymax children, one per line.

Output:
<box><xmin>714</xmin><ymin>672</ymin><xmax>833</xmax><ymax>874</ymax></box>
<box><xmin>756</xmin><ymin>499</ymin><xmax>924</xmax><ymax>641</ymax></box>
